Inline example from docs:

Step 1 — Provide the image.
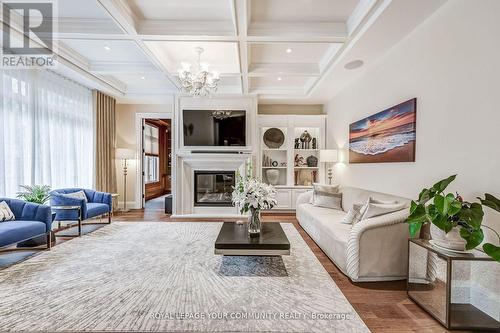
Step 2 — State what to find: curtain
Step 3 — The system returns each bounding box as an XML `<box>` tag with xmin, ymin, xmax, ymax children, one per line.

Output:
<box><xmin>93</xmin><ymin>90</ymin><xmax>117</xmax><ymax>193</ymax></box>
<box><xmin>0</xmin><ymin>69</ymin><xmax>94</xmax><ymax>197</ymax></box>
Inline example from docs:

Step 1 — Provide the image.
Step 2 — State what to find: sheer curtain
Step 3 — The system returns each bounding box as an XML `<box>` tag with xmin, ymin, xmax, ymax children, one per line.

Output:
<box><xmin>0</xmin><ymin>69</ymin><xmax>94</xmax><ymax>197</ymax></box>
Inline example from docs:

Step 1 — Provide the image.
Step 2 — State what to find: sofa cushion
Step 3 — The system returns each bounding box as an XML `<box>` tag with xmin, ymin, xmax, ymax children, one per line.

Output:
<box><xmin>0</xmin><ymin>201</ymin><xmax>15</xmax><ymax>222</ymax></box>
<box><xmin>86</xmin><ymin>203</ymin><xmax>109</xmax><ymax>218</ymax></box>
<box><xmin>0</xmin><ymin>221</ymin><xmax>46</xmax><ymax>247</ymax></box>
<box><xmin>65</xmin><ymin>190</ymin><xmax>88</xmax><ymax>203</ymax></box>
<box><xmin>296</xmin><ymin>203</ymin><xmax>351</xmax><ymax>271</ymax></box>
<box><xmin>341</xmin><ymin>187</ymin><xmax>410</xmax><ymax>212</ymax></box>
<box><xmin>311</xmin><ymin>184</ymin><xmax>342</xmax><ymax>210</ymax></box>
<box><xmin>341</xmin><ymin>203</ymin><xmax>365</xmax><ymax>224</ymax></box>
<box><xmin>361</xmin><ymin>202</ymin><xmax>407</xmax><ymax>220</ymax></box>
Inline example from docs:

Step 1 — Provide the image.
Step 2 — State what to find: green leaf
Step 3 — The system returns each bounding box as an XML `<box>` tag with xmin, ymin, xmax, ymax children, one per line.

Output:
<box><xmin>448</xmin><ymin>197</ymin><xmax>462</xmax><ymax>216</ymax></box>
<box><xmin>418</xmin><ymin>188</ymin><xmax>432</xmax><ymax>204</ymax></box>
<box><xmin>434</xmin><ymin>194</ymin><xmax>449</xmax><ymax>215</ymax></box>
<box><xmin>460</xmin><ymin>227</ymin><xmax>484</xmax><ymax>250</ymax></box>
<box><xmin>458</xmin><ymin>203</ymin><xmax>484</xmax><ymax>229</ymax></box>
<box><xmin>479</xmin><ymin>193</ymin><xmax>500</xmax><ymax>213</ymax></box>
<box><xmin>430</xmin><ymin>175</ymin><xmax>457</xmax><ymax>194</ymax></box>
<box><xmin>408</xmin><ymin>222</ymin><xmax>423</xmax><ymax>238</ymax></box>
<box><xmin>407</xmin><ymin>202</ymin><xmax>427</xmax><ymax>224</ymax></box>
<box><xmin>483</xmin><ymin>243</ymin><xmax>500</xmax><ymax>262</ymax></box>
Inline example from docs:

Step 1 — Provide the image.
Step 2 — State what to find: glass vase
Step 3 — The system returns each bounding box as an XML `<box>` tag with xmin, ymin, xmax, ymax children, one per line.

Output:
<box><xmin>248</xmin><ymin>208</ymin><xmax>261</xmax><ymax>237</ymax></box>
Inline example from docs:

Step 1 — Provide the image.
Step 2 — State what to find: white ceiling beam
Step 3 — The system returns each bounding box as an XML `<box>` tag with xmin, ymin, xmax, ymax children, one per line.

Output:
<box><xmin>248</xmin><ymin>21</ymin><xmax>348</xmax><ymax>38</ymax></box>
<box><xmin>249</xmin><ymin>63</ymin><xmax>320</xmax><ymax>77</ymax></box>
<box><xmin>90</xmin><ymin>61</ymin><xmax>158</xmax><ymax>74</ymax></box>
<box><xmin>347</xmin><ymin>0</ymin><xmax>379</xmax><ymax>35</ymax></box>
<box><xmin>139</xmin><ymin>20</ymin><xmax>234</xmax><ymax>37</ymax></box>
<box><xmin>235</xmin><ymin>0</ymin><xmax>250</xmax><ymax>94</ymax></box>
<box><xmin>58</xmin><ymin>18</ymin><xmax>123</xmax><ymax>35</ymax></box>
<box><xmin>95</xmin><ymin>0</ymin><xmax>181</xmax><ymax>89</ymax></box>
<box><xmin>96</xmin><ymin>0</ymin><xmax>139</xmax><ymax>35</ymax></box>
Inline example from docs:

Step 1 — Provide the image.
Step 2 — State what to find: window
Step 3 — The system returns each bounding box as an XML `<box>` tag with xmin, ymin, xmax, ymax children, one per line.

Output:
<box><xmin>143</xmin><ymin>124</ymin><xmax>159</xmax><ymax>184</ymax></box>
<box><xmin>0</xmin><ymin>70</ymin><xmax>94</xmax><ymax>197</ymax></box>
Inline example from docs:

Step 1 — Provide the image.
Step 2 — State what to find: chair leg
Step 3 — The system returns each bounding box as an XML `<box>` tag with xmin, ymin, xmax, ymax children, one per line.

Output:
<box><xmin>108</xmin><ymin>213</ymin><xmax>112</xmax><ymax>224</ymax></box>
<box><xmin>78</xmin><ymin>218</ymin><xmax>82</xmax><ymax>236</ymax></box>
<box><xmin>47</xmin><ymin>232</ymin><xmax>52</xmax><ymax>250</ymax></box>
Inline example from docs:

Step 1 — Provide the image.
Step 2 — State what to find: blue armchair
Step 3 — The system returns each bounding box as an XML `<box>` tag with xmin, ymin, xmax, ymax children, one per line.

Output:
<box><xmin>0</xmin><ymin>198</ymin><xmax>52</xmax><ymax>250</ymax></box>
<box><xmin>50</xmin><ymin>189</ymin><xmax>112</xmax><ymax>233</ymax></box>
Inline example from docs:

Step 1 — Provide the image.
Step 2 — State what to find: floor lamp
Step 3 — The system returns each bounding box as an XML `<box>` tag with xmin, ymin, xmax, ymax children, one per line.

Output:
<box><xmin>116</xmin><ymin>148</ymin><xmax>136</xmax><ymax>212</ymax></box>
<box><xmin>319</xmin><ymin>149</ymin><xmax>338</xmax><ymax>185</ymax></box>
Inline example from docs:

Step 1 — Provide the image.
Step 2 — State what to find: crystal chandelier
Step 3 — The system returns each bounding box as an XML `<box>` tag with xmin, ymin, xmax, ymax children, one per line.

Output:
<box><xmin>211</xmin><ymin>110</ymin><xmax>232</xmax><ymax>120</ymax></box>
<box><xmin>178</xmin><ymin>47</ymin><xmax>220</xmax><ymax>97</ymax></box>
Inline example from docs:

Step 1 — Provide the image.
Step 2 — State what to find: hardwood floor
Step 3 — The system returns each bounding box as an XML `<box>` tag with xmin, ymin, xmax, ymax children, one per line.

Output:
<box><xmin>111</xmin><ymin>208</ymin><xmax>471</xmax><ymax>333</ymax></box>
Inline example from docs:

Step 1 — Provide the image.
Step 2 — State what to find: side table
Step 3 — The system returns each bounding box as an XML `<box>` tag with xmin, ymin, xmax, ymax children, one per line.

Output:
<box><xmin>408</xmin><ymin>238</ymin><xmax>499</xmax><ymax>331</ymax></box>
<box><xmin>52</xmin><ymin>205</ymin><xmax>82</xmax><ymax>237</ymax></box>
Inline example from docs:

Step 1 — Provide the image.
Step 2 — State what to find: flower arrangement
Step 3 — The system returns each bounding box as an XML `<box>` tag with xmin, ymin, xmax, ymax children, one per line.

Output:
<box><xmin>232</xmin><ymin>161</ymin><xmax>277</xmax><ymax>235</ymax></box>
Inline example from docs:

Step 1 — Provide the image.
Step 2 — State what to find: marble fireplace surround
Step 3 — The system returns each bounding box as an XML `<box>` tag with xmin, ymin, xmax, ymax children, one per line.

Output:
<box><xmin>173</xmin><ymin>152</ymin><xmax>251</xmax><ymax>217</ymax></box>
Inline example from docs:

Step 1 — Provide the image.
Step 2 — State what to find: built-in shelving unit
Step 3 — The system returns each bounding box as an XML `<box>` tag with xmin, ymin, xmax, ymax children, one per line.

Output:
<box><xmin>258</xmin><ymin>114</ymin><xmax>326</xmax><ymax>210</ymax></box>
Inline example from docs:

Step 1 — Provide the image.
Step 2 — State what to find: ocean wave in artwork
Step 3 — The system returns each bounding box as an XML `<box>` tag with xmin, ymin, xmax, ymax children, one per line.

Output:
<box><xmin>350</xmin><ymin>132</ymin><xmax>415</xmax><ymax>155</ymax></box>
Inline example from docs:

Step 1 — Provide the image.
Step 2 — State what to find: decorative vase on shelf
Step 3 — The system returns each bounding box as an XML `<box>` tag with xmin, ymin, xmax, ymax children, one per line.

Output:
<box><xmin>265</xmin><ymin>169</ymin><xmax>280</xmax><ymax>185</ymax></box>
<box><xmin>248</xmin><ymin>208</ymin><xmax>261</xmax><ymax>237</ymax></box>
<box><xmin>306</xmin><ymin>155</ymin><xmax>318</xmax><ymax>167</ymax></box>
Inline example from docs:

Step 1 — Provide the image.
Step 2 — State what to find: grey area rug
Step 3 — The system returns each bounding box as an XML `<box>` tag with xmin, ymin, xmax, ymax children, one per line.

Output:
<box><xmin>0</xmin><ymin>222</ymin><xmax>370</xmax><ymax>333</ymax></box>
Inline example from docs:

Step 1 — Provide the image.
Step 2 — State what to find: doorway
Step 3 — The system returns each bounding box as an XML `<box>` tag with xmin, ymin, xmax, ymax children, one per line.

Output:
<box><xmin>142</xmin><ymin>119</ymin><xmax>172</xmax><ymax>211</ymax></box>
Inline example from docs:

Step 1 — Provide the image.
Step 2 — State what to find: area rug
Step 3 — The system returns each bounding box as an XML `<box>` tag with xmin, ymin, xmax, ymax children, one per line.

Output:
<box><xmin>0</xmin><ymin>222</ymin><xmax>370</xmax><ymax>332</ymax></box>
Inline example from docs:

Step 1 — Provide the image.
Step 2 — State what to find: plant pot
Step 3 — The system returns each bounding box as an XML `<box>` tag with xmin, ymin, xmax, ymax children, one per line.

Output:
<box><xmin>265</xmin><ymin>169</ymin><xmax>280</xmax><ymax>185</ymax></box>
<box><xmin>430</xmin><ymin>224</ymin><xmax>467</xmax><ymax>251</ymax></box>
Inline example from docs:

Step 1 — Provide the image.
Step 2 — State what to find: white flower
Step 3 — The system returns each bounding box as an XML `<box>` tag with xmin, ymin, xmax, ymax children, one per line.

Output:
<box><xmin>232</xmin><ymin>174</ymin><xmax>277</xmax><ymax>214</ymax></box>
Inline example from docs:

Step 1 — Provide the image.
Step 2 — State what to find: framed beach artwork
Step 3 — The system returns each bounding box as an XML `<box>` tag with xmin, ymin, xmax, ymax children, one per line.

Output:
<box><xmin>349</xmin><ymin>98</ymin><xmax>417</xmax><ymax>163</ymax></box>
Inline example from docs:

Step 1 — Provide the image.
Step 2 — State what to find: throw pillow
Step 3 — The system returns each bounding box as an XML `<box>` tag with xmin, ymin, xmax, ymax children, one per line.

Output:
<box><xmin>361</xmin><ymin>202</ymin><xmax>406</xmax><ymax>220</ymax></box>
<box><xmin>341</xmin><ymin>203</ymin><xmax>364</xmax><ymax>224</ymax></box>
<box><xmin>65</xmin><ymin>190</ymin><xmax>88</xmax><ymax>202</ymax></box>
<box><xmin>0</xmin><ymin>201</ymin><xmax>15</xmax><ymax>222</ymax></box>
<box><xmin>368</xmin><ymin>197</ymin><xmax>398</xmax><ymax>205</ymax></box>
<box><xmin>312</xmin><ymin>184</ymin><xmax>342</xmax><ymax>210</ymax></box>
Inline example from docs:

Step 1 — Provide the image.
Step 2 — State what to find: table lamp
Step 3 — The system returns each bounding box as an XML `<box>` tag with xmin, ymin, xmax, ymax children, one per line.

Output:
<box><xmin>319</xmin><ymin>149</ymin><xmax>338</xmax><ymax>185</ymax></box>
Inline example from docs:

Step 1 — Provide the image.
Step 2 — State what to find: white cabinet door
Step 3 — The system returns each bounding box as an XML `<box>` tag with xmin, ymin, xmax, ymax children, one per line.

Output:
<box><xmin>275</xmin><ymin>189</ymin><xmax>292</xmax><ymax>209</ymax></box>
<box><xmin>292</xmin><ymin>189</ymin><xmax>309</xmax><ymax>208</ymax></box>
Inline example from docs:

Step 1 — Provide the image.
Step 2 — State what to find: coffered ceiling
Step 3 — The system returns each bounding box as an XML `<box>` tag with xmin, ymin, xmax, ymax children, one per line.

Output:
<box><xmin>1</xmin><ymin>0</ymin><xmax>448</xmax><ymax>103</ymax></box>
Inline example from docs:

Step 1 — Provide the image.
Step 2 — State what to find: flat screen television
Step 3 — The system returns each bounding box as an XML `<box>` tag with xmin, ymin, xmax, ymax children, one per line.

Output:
<box><xmin>183</xmin><ymin>110</ymin><xmax>246</xmax><ymax>147</ymax></box>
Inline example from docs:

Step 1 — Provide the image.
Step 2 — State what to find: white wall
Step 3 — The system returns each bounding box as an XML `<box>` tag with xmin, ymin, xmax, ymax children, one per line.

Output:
<box><xmin>326</xmin><ymin>0</ymin><xmax>499</xmax><ymax>318</ymax></box>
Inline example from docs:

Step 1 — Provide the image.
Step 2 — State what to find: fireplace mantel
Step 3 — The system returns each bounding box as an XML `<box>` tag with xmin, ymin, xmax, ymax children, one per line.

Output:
<box><xmin>173</xmin><ymin>152</ymin><xmax>251</xmax><ymax>217</ymax></box>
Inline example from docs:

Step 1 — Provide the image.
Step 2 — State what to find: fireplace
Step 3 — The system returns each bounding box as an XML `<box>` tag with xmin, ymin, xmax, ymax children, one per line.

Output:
<box><xmin>194</xmin><ymin>171</ymin><xmax>235</xmax><ymax>207</ymax></box>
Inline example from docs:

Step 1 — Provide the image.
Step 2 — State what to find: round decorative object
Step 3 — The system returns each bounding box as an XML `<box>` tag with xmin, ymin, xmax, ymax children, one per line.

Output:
<box><xmin>271</xmin><ymin>160</ymin><xmax>278</xmax><ymax>167</ymax></box>
<box><xmin>265</xmin><ymin>169</ymin><xmax>280</xmax><ymax>185</ymax></box>
<box><xmin>263</xmin><ymin>128</ymin><xmax>285</xmax><ymax>149</ymax></box>
<box><xmin>306</xmin><ymin>155</ymin><xmax>318</xmax><ymax>167</ymax></box>
<box><xmin>300</xmin><ymin>130</ymin><xmax>312</xmax><ymax>143</ymax></box>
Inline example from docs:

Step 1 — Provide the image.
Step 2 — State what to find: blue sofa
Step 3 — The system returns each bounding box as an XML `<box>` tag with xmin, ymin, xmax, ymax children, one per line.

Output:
<box><xmin>0</xmin><ymin>198</ymin><xmax>52</xmax><ymax>250</ymax></box>
<box><xmin>50</xmin><ymin>188</ymin><xmax>112</xmax><ymax>236</ymax></box>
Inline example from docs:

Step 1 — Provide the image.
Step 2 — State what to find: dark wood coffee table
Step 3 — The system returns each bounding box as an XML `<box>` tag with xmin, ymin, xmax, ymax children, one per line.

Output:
<box><xmin>215</xmin><ymin>222</ymin><xmax>290</xmax><ymax>256</ymax></box>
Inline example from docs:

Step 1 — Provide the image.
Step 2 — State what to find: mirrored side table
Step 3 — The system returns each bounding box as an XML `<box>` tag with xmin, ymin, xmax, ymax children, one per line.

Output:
<box><xmin>408</xmin><ymin>239</ymin><xmax>499</xmax><ymax>331</ymax></box>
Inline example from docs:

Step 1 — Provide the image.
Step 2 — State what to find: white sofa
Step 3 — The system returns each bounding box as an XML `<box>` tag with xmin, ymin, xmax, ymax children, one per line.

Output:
<box><xmin>296</xmin><ymin>186</ymin><xmax>411</xmax><ymax>282</ymax></box>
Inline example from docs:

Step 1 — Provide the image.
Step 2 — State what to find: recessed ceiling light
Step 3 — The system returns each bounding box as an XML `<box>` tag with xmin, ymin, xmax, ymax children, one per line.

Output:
<box><xmin>277</xmin><ymin>77</ymin><xmax>282</xmax><ymax>81</ymax></box>
<box><xmin>141</xmin><ymin>76</ymin><xmax>146</xmax><ymax>80</ymax></box>
<box><xmin>104</xmin><ymin>46</ymin><xmax>111</xmax><ymax>51</ymax></box>
<box><xmin>344</xmin><ymin>60</ymin><xmax>364</xmax><ymax>70</ymax></box>
<box><xmin>286</xmin><ymin>48</ymin><xmax>292</xmax><ymax>54</ymax></box>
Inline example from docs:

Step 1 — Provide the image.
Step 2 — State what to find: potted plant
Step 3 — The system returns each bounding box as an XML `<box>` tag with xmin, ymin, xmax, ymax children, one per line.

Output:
<box><xmin>16</xmin><ymin>185</ymin><xmax>51</xmax><ymax>204</ymax></box>
<box><xmin>406</xmin><ymin>175</ymin><xmax>500</xmax><ymax>262</ymax></box>
<box><xmin>232</xmin><ymin>163</ymin><xmax>277</xmax><ymax>237</ymax></box>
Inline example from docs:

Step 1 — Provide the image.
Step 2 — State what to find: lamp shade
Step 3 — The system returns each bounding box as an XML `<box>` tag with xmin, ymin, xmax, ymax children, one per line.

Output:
<box><xmin>319</xmin><ymin>149</ymin><xmax>338</xmax><ymax>163</ymax></box>
<box><xmin>115</xmin><ymin>148</ymin><xmax>135</xmax><ymax>160</ymax></box>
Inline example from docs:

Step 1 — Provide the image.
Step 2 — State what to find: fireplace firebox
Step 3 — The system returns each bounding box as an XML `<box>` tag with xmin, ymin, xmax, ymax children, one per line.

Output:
<box><xmin>194</xmin><ymin>171</ymin><xmax>235</xmax><ymax>207</ymax></box>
